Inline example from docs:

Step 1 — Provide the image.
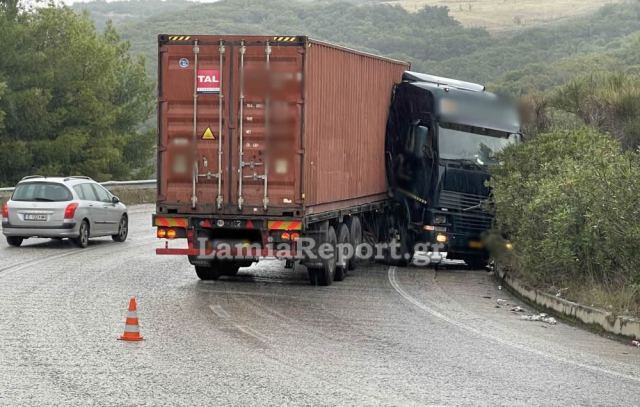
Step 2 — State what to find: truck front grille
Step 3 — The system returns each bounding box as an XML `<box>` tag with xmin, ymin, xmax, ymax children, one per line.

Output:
<box><xmin>438</xmin><ymin>190</ymin><xmax>493</xmax><ymax>234</ymax></box>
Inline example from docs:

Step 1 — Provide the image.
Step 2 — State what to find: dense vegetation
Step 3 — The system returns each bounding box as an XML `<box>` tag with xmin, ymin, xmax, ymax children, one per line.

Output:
<box><xmin>0</xmin><ymin>2</ymin><xmax>154</xmax><ymax>186</ymax></box>
<box><xmin>490</xmin><ymin>128</ymin><xmax>640</xmax><ymax>315</ymax></box>
<box><xmin>489</xmin><ymin>71</ymin><xmax>640</xmax><ymax>315</ymax></box>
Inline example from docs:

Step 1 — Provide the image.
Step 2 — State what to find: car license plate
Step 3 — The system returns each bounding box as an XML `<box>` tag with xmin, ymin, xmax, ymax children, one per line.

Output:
<box><xmin>24</xmin><ymin>214</ymin><xmax>47</xmax><ymax>221</ymax></box>
<box><xmin>469</xmin><ymin>240</ymin><xmax>483</xmax><ymax>249</ymax></box>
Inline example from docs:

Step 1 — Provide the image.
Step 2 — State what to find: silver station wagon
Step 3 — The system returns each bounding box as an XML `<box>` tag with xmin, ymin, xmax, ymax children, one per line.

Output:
<box><xmin>1</xmin><ymin>176</ymin><xmax>128</xmax><ymax>248</ymax></box>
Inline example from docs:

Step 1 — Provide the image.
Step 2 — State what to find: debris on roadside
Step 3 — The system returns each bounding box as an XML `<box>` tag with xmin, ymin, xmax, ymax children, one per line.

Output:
<box><xmin>521</xmin><ymin>313</ymin><xmax>557</xmax><ymax>325</ymax></box>
<box><xmin>555</xmin><ymin>287</ymin><xmax>568</xmax><ymax>298</ymax></box>
<box><xmin>496</xmin><ymin>298</ymin><xmax>508</xmax><ymax>306</ymax></box>
<box><xmin>510</xmin><ymin>306</ymin><xmax>526</xmax><ymax>313</ymax></box>
<box><xmin>632</xmin><ymin>340</ymin><xmax>640</xmax><ymax>348</ymax></box>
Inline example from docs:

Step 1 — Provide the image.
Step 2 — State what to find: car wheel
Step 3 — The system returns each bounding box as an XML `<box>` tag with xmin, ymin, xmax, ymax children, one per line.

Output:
<box><xmin>112</xmin><ymin>215</ymin><xmax>128</xmax><ymax>242</ymax></box>
<box><xmin>72</xmin><ymin>220</ymin><xmax>89</xmax><ymax>248</ymax></box>
<box><xmin>6</xmin><ymin>236</ymin><xmax>23</xmax><ymax>247</ymax></box>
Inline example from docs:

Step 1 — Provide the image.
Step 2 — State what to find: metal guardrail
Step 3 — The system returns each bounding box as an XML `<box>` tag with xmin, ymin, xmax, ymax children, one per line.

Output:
<box><xmin>0</xmin><ymin>179</ymin><xmax>157</xmax><ymax>193</ymax></box>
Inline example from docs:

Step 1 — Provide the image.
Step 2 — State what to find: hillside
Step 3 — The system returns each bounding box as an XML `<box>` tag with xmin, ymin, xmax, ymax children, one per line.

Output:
<box><xmin>383</xmin><ymin>0</ymin><xmax>617</xmax><ymax>32</ymax></box>
<box><xmin>71</xmin><ymin>0</ymin><xmax>640</xmax><ymax>96</ymax></box>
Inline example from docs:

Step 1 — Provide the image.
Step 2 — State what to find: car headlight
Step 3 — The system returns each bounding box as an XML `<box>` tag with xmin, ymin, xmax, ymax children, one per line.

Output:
<box><xmin>433</xmin><ymin>215</ymin><xmax>447</xmax><ymax>224</ymax></box>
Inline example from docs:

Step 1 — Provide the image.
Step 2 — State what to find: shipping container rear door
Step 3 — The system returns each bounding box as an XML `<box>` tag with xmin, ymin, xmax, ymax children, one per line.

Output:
<box><xmin>158</xmin><ymin>36</ymin><xmax>303</xmax><ymax>215</ymax></box>
<box><xmin>158</xmin><ymin>38</ymin><xmax>227</xmax><ymax>211</ymax></box>
<box><xmin>229</xmin><ymin>39</ymin><xmax>303</xmax><ymax>214</ymax></box>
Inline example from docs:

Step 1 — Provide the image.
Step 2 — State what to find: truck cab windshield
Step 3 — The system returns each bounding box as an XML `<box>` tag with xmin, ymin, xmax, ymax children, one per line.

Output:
<box><xmin>438</xmin><ymin>122</ymin><xmax>518</xmax><ymax>165</ymax></box>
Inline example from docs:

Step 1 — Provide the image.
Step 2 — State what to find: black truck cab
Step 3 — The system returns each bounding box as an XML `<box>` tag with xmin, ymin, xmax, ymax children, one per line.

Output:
<box><xmin>385</xmin><ymin>72</ymin><xmax>521</xmax><ymax>267</ymax></box>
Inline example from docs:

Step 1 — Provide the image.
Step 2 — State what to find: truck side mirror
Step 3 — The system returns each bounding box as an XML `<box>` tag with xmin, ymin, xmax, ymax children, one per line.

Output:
<box><xmin>412</xmin><ymin>125</ymin><xmax>433</xmax><ymax>159</ymax></box>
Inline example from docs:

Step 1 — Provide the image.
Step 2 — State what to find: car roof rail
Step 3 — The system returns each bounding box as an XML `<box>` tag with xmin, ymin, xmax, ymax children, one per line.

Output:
<box><xmin>20</xmin><ymin>175</ymin><xmax>45</xmax><ymax>180</ymax></box>
<box><xmin>64</xmin><ymin>176</ymin><xmax>94</xmax><ymax>181</ymax></box>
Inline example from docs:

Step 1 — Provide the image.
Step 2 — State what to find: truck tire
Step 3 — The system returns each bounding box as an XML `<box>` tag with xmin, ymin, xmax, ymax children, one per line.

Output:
<box><xmin>463</xmin><ymin>256</ymin><xmax>489</xmax><ymax>270</ymax></box>
<box><xmin>6</xmin><ymin>236</ymin><xmax>23</xmax><ymax>247</ymax></box>
<box><xmin>346</xmin><ymin>216</ymin><xmax>362</xmax><ymax>270</ymax></box>
<box><xmin>308</xmin><ymin>225</ymin><xmax>337</xmax><ymax>286</ymax></box>
<box><xmin>195</xmin><ymin>265</ymin><xmax>223</xmax><ymax>281</ymax></box>
<box><xmin>194</xmin><ymin>260</ymin><xmax>241</xmax><ymax>280</ymax></box>
<box><xmin>380</xmin><ymin>212</ymin><xmax>413</xmax><ymax>267</ymax></box>
<box><xmin>334</xmin><ymin>223</ymin><xmax>350</xmax><ymax>281</ymax></box>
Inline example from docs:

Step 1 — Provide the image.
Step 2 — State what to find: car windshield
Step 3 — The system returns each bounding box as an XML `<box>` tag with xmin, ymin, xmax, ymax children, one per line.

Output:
<box><xmin>438</xmin><ymin>122</ymin><xmax>518</xmax><ymax>165</ymax></box>
<box><xmin>11</xmin><ymin>182</ymin><xmax>72</xmax><ymax>202</ymax></box>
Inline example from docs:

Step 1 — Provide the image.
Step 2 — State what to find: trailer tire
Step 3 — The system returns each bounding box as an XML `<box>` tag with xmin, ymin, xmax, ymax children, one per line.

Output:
<box><xmin>195</xmin><ymin>265</ymin><xmax>223</xmax><ymax>280</ymax></box>
<box><xmin>309</xmin><ymin>225</ymin><xmax>337</xmax><ymax>286</ymax></box>
<box><xmin>346</xmin><ymin>216</ymin><xmax>362</xmax><ymax>271</ymax></box>
<box><xmin>194</xmin><ymin>260</ymin><xmax>241</xmax><ymax>280</ymax></box>
<box><xmin>334</xmin><ymin>223</ymin><xmax>350</xmax><ymax>281</ymax></box>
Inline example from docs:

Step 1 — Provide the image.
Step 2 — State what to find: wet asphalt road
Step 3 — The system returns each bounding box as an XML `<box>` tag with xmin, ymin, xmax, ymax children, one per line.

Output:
<box><xmin>0</xmin><ymin>205</ymin><xmax>639</xmax><ymax>406</ymax></box>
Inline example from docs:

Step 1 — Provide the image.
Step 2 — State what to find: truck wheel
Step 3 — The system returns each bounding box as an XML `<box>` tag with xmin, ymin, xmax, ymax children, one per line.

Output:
<box><xmin>309</xmin><ymin>225</ymin><xmax>337</xmax><ymax>286</ymax></box>
<box><xmin>395</xmin><ymin>224</ymin><xmax>414</xmax><ymax>267</ymax></box>
<box><xmin>381</xmin><ymin>213</ymin><xmax>413</xmax><ymax>267</ymax></box>
<box><xmin>194</xmin><ymin>260</ymin><xmax>240</xmax><ymax>280</ymax></box>
<box><xmin>6</xmin><ymin>236</ymin><xmax>23</xmax><ymax>247</ymax></box>
<box><xmin>195</xmin><ymin>265</ymin><xmax>223</xmax><ymax>281</ymax></box>
<box><xmin>464</xmin><ymin>256</ymin><xmax>489</xmax><ymax>269</ymax></box>
<box><xmin>346</xmin><ymin>216</ymin><xmax>362</xmax><ymax>270</ymax></box>
<box><xmin>334</xmin><ymin>223</ymin><xmax>350</xmax><ymax>281</ymax></box>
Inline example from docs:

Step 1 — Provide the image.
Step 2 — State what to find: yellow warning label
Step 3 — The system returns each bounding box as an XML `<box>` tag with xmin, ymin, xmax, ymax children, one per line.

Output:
<box><xmin>202</xmin><ymin>127</ymin><xmax>215</xmax><ymax>140</ymax></box>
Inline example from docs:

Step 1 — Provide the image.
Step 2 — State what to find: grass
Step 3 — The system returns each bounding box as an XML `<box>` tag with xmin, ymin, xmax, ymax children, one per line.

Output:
<box><xmin>384</xmin><ymin>0</ymin><xmax>618</xmax><ymax>31</ymax></box>
<box><xmin>559</xmin><ymin>283</ymin><xmax>640</xmax><ymax>318</ymax></box>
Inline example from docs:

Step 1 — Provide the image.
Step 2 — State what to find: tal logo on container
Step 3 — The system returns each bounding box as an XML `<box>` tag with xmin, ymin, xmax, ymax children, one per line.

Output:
<box><xmin>196</xmin><ymin>69</ymin><xmax>220</xmax><ymax>94</ymax></box>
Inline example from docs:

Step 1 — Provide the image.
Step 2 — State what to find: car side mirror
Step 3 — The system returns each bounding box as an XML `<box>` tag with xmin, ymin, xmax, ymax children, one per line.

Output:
<box><xmin>112</xmin><ymin>196</ymin><xmax>120</xmax><ymax>204</ymax></box>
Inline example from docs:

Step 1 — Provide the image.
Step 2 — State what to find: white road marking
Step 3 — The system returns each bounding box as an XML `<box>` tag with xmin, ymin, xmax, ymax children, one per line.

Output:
<box><xmin>234</xmin><ymin>324</ymin><xmax>269</xmax><ymax>343</ymax></box>
<box><xmin>388</xmin><ymin>266</ymin><xmax>640</xmax><ymax>384</ymax></box>
<box><xmin>209</xmin><ymin>304</ymin><xmax>230</xmax><ymax>319</ymax></box>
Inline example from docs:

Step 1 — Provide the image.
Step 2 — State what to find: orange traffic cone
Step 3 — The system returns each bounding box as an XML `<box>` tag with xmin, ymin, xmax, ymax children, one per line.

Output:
<box><xmin>119</xmin><ymin>297</ymin><xmax>144</xmax><ymax>341</ymax></box>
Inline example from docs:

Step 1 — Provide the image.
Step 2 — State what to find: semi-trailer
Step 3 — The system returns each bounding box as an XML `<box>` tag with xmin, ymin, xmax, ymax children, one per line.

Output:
<box><xmin>153</xmin><ymin>34</ymin><xmax>520</xmax><ymax>284</ymax></box>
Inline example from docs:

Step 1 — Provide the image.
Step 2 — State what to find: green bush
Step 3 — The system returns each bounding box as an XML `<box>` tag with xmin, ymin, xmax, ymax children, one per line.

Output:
<box><xmin>489</xmin><ymin>128</ymin><xmax>640</xmax><ymax>303</ymax></box>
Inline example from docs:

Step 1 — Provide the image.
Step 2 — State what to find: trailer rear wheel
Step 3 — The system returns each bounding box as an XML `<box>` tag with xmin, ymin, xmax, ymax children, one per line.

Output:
<box><xmin>308</xmin><ymin>225</ymin><xmax>337</xmax><ymax>286</ymax></box>
<box><xmin>194</xmin><ymin>260</ymin><xmax>241</xmax><ymax>280</ymax></box>
<box><xmin>334</xmin><ymin>223</ymin><xmax>350</xmax><ymax>281</ymax></box>
<box><xmin>195</xmin><ymin>265</ymin><xmax>223</xmax><ymax>281</ymax></box>
<box><xmin>346</xmin><ymin>216</ymin><xmax>362</xmax><ymax>271</ymax></box>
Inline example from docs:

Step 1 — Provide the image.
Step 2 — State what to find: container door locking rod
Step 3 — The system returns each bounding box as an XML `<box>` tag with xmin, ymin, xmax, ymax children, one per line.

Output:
<box><xmin>191</xmin><ymin>40</ymin><xmax>200</xmax><ymax>209</ymax></box>
<box><xmin>216</xmin><ymin>41</ymin><xmax>225</xmax><ymax>209</ymax></box>
<box><xmin>262</xmin><ymin>41</ymin><xmax>271</xmax><ymax>211</ymax></box>
<box><xmin>237</xmin><ymin>41</ymin><xmax>246</xmax><ymax>210</ymax></box>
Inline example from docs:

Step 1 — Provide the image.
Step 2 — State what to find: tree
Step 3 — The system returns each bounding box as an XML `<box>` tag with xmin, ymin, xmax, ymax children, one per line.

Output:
<box><xmin>0</xmin><ymin>4</ymin><xmax>154</xmax><ymax>186</ymax></box>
